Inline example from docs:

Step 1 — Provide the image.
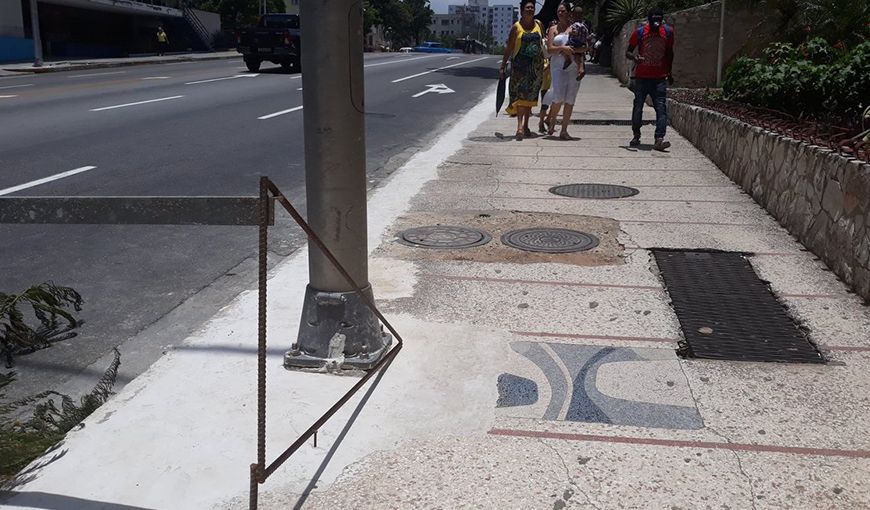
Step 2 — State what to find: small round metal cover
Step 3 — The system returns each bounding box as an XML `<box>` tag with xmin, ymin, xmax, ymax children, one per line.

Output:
<box><xmin>549</xmin><ymin>183</ymin><xmax>639</xmax><ymax>199</ymax></box>
<box><xmin>397</xmin><ymin>225</ymin><xmax>491</xmax><ymax>249</ymax></box>
<box><xmin>501</xmin><ymin>228</ymin><xmax>599</xmax><ymax>253</ymax></box>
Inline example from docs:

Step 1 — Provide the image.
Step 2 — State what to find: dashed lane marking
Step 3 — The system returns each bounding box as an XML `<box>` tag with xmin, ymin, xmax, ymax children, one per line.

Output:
<box><xmin>391</xmin><ymin>56</ymin><xmax>491</xmax><ymax>83</ymax></box>
<box><xmin>258</xmin><ymin>105</ymin><xmax>303</xmax><ymax>120</ymax></box>
<box><xmin>0</xmin><ymin>166</ymin><xmax>97</xmax><ymax>196</ymax></box>
<box><xmin>90</xmin><ymin>95</ymin><xmax>183</xmax><ymax>111</ymax></box>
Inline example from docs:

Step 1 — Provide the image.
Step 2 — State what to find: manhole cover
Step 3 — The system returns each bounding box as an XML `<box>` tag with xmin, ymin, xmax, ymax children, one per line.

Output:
<box><xmin>397</xmin><ymin>225</ymin><xmax>491</xmax><ymax>249</ymax></box>
<box><xmin>501</xmin><ymin>228</ymin><xmax>599</xmax><ymax>253</ymax></box>
<box><xmin>549</xmin><ymin>183</ymin><xmax>640</xmax><ymax>199</ymax></box>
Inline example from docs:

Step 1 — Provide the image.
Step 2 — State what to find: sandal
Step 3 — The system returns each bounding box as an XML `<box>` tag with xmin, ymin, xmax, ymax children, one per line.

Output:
<box><xmin>559</xmin><ymin>131</ymin><xmax>573</xmax><ymax>141</ymax></box>
<box><xmin>515</xmin><ymin>130</ymin><xmax>524</xmax><ymax>141</ymax></box>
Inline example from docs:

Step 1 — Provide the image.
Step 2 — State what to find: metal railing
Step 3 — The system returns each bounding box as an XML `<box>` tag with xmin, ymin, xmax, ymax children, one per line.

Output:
<box><xmin>0</xmin><ymin>177</ymin><xmax>404</xmax><ymax>510</ymax></box>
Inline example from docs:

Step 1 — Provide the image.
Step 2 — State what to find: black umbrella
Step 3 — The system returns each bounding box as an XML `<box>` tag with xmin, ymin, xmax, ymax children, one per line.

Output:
<box><xmin>496</xmin><ymin>62</ymin><xmax>510</xmax><ymax>116</ymax></box>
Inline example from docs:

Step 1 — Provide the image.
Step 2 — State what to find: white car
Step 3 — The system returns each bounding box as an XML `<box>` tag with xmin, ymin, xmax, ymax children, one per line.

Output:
<box><xmin>399</xmin><ymin>47</ymin><xmax>413</xmax><ymax>53</ymax></box>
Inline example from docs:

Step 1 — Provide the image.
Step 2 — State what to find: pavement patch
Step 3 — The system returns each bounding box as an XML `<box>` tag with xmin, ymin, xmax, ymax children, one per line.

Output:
<box><xmin>379</xmin><ymin>210</ymin><xmax>622</xmax><ymax>266</ymax></box>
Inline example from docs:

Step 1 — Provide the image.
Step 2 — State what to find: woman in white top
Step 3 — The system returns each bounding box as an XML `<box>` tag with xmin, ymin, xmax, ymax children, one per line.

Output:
<box><xmin>544</xmin><ymin>1</ymin><xmax>583</xmax><ymax>140</ymax></box>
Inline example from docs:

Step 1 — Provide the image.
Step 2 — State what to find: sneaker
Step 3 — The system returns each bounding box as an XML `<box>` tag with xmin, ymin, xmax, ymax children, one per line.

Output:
<box><xmin>653</xmin><ymin>138</ymin><xmax>671</xmax><ymax>151</ymax></box>
<box><xmin>629</xmin><ymin>137</ymin><xmax>641</xmax><ymax>147</ymax></box>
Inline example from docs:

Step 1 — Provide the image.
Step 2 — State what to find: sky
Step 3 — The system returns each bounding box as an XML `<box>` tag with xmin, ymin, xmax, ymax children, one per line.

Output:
<box><xmin>430</xmin><ymin>0</ymin><xmax>454</xmax><ymax>13</ymax></box>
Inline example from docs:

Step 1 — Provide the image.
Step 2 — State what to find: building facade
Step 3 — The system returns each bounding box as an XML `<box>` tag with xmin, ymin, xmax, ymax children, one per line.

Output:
<box><xmin>0</xmin><ymin>0</ymin><xmax>219</xmax><ymax>62</ymax></box>
<box><xmin>489</xmin><ymin>4</ymin><xmax>517</xmax><ymax>46</ymax></box>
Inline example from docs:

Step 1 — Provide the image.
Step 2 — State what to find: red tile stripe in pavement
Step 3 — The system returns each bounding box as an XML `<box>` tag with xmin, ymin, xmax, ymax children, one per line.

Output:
<box><xmin>435</xmin><ymin>179</ymin><xmax>734</xmax><ymax>188</ymax></box>
<box><xmin>508</xmin><ymin>331</ymin><xmax>870</xmax><ymax>352</ymax></box>
<box><xmin>488</xmin><ymin>428</ymin><xmax>870</xmax><ymax>458</ymax></box>
<box><xmin>426</xmin><ymin>193</ymin><xmax>749</xmax><ymax>204</ymax></box>
<box><xmin>426</xmin><ymin>274</ymin><xmax>838</xmax><ymax>299</ymax></box>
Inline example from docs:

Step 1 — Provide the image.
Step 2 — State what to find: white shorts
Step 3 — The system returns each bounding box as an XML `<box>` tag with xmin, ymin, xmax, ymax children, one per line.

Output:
<box><xmin>549</xmin><ymin>61</ymin><xmax>582</xmax><ymax>106</ymax></box>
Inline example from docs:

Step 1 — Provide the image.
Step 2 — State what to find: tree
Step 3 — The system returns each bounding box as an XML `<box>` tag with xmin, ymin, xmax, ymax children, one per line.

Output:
<box><xmin>363</xmin><ymin>1</ymin><xmax>382</xmax><ymax>39</ymax></box>
<box><xmin>373</xmin><ymin>0</ymin><xmax>413</xmax><ymax>48</ymax></box>
<box><xmin>188</xmin><ymin>0</ymin><xmax>286</xmax><ymax>32</ymax></box>
<box><xmin>405</xmin><ymin>0</ymin><xmax>435</xmax><ymax>45</ymax></box>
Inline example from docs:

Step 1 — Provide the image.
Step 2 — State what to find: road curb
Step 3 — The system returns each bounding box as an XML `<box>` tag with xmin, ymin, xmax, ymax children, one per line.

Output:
<box><xmin>1</xmin><ymin>53</ymin><xmax>241</xmax><ymax>74</ymax></box>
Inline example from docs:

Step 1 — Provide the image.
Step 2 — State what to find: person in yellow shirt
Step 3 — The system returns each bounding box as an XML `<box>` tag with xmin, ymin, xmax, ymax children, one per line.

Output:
<box><xmin>157</xmin><ymin>26</ymin><xmax>169</xmax><ymax>56</ymax></box>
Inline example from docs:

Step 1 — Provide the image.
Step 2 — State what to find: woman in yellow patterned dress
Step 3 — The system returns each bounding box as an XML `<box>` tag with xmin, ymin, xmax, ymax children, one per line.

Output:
<box><xmin>500</xmin><ymin>0</ymin><xmax>545</xmax><ymax>140</ymax></box>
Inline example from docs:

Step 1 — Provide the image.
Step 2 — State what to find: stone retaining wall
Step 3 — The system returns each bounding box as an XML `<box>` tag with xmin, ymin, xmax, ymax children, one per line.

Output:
<box><xmin>669</xmin><ymin>100</ymin><xmax>870</xmax><ymax>302</ymax></box>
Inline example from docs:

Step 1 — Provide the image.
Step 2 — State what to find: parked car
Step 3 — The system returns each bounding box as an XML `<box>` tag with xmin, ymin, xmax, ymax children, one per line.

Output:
<box><xmin>399</xmin><ymin>47</ymin><xmax>413</xmax><ymax>53</ymax></box>
<box><xmin>413</xmin><ymin>42</ymin><xmax>452</xmax><ymax>53</ymax></box>
<box><xmin>236</xmin><ymin>14</ymin><xmax>301</xmax><ymax>72</ymax></box>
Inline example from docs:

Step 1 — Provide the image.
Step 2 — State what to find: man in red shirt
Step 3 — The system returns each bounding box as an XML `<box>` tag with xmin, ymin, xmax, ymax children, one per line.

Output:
<box><xmin>625</xmin><ymin>7</ymin><xmax>674</xmax><ymax>151</ymax></box>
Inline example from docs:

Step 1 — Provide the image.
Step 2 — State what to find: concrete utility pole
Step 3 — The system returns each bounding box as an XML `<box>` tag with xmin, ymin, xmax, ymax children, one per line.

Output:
<box><xmin>285</xmin><ymin>0</ymin><xmax>391</xmax><ymax>370</ymax></box>
<box><xmin>716</xmin><ymin>0</ymin><xmax>725</xmax><ymax>86</ymax></box>
<box><xmin>29</xmin><ymin>0</ymin><xmax>43</xmax><ymax>67</ymax></box>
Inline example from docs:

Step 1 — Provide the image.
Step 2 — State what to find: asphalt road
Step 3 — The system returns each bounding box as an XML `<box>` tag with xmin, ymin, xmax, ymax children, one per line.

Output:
<box><xmin>0</xmin><ymin>53</ymin><xmax>498</xmax><ymax>400</ymax></box>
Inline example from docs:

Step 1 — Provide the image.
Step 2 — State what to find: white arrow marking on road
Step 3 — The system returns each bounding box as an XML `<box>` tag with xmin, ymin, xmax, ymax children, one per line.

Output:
<box><xmin>412</xmin><ymin>84</ymin><xmax>455</xmax><ymax>98</ymax></box>
<box><xmin>258</xmin><ymin>105</ymin><xmax>303</xmax><ymax>120</ymax></box>
<box><xmin>185</xmin><ymin>74</ymin><xmax>259</xmax><ymax>85</ymax></box>
<box><xmin>392</xmin><ymin>56</ymin><xmax>490</xmax><ymax>83</ymax></box>
<box><xmin>0</xmin><ymin>166</ymin><xmax>97</xmax><ymax>196</ymax></box>
<box><xmin>90</xmin><ymin>95</ymin><xmax>183</xmax><ymax>111</ymax></box>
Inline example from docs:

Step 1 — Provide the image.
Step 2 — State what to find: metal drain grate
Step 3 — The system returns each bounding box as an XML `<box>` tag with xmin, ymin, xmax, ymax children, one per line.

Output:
<box><xmin>549</xmin><ymin>183</ymin><xmax>640</xmax><ymax>199</ymax></box>
<box><xmin>397</xmin><ymin>225</ymin><xmax>491</xmax><ymax>249</ymax></box>
<box><xmin>501</xmin><ymin>228</ymin><xmax>599</xmax><ymax>253</ymax></box>
<box><xmin>653</xmin><ymin>249</ymin><xmax>823</xmax><ymax>363</ymax></box>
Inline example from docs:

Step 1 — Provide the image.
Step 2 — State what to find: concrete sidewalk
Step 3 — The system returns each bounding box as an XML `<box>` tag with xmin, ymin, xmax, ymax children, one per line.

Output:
<box><xmin>2</xmin><ymin>71</ymin><xmax>869</xmax><ymax>509</ymax></box>
<box><xmin>0</xmin><ymin>51</ymin><xmax>240</xmax><ymax>76</ymax></box>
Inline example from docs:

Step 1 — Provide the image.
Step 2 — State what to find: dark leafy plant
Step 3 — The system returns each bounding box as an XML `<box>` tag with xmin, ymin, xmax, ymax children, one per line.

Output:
<box><xmin>0</xmin><ymin>283</ymin><xmax>83</xmax><ymax>367</ymax></box>
<box><xmin>724</xmin><ymin>39</ymin><xmax>870</xmax><ymax>128</ymax></box>
<box><xmin>0</xmin><ymin>348</ymin><xmax>120</xmax><ymax>487</ymax></box>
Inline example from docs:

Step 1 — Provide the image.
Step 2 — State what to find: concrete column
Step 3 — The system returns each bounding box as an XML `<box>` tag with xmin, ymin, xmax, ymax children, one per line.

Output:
<box><xmin>286</xmin><ymin>0</ymin><xmax>391</xmax><ymax>371</ymax></box>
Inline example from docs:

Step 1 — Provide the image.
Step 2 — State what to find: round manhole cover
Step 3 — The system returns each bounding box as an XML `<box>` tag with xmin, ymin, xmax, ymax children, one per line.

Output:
<box><xmin>501</xmin><ymin>228</ymin><xmax>599</xmax><ymax>253</ymax></box>
<box><xmin>397</xmin><ymin>225</ymin><xmax>491</xmax><ymax>249</ymax></box>
<box><xmin>549</xmin><ymin>183</ymin><xmax>639</xmax><ymax>199</ymax></box>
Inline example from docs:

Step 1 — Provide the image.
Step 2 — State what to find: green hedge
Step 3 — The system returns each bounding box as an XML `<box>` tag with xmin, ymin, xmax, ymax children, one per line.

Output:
<box><xmin>723</xmin><ymin>38</ymin><xmax>870</xmax><ymax>128</ymax></box>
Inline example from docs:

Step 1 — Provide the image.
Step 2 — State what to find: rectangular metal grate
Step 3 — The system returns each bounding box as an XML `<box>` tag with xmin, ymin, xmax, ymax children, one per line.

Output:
<box><xmin>653</xmin><ymin>249</ymin><xmax>824</xmax><ymax>363</ymax></box>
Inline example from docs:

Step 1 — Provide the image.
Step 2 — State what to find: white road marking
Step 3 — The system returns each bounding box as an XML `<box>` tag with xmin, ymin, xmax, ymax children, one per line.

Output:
<box><xmin>258</xmin><ymin>105</ymin><xmax>303</xmax><ymax>120</ymax></box>
<box><xmin>68</xmin><ymin>71</ymin><xmax>127</xmax><ymax>79</ymax></box>
<box><xmin>0</xmin><ymin>166</ymin><xmax>97</xmax><ymax>196</ymax></box>
<box><xmin>0</xmin><ymin>95</ymin><xmax>18</xmax><ymax>99</ymax></box>
<box><xmin>185</xmin><ymin>74</ymin><xmax>259</xmax><ymax>85</ymax></box>
<box><xmin>0</xmin><ymin>84</ymin><xmax>33</xmax><ymax>90</ymax></box>
<box><xmin>446</xmin><ymin>56</ymin><xmax>461</xmax><ymax>60</ymax></box>
<box><xmin>90</xmin><ymin>95</ymin><xmax>183</xmax><ymax>111</ymax></box>
<box><xmin>141</xmin><ymin>76</ymin><xmax>170</xmax><ymax>80</ymax></box>
<box><xmin>362</xmin><ymin>55</ymin><xmax>436</xmax><ymax>68</ymax></box>
<box><xmin>391</xmin><ymin>56</ymin><xmax>490</xmax><ymax>83</ymax></box>
<box><xmin>412</xmin><ymin>83</ymin><xmax>455</xmax><ymax>98</ymax></box>
<box><xmin>297</xmin><ymin>87</ymin><xmax>303</xmax><ymax>90</ymax></box>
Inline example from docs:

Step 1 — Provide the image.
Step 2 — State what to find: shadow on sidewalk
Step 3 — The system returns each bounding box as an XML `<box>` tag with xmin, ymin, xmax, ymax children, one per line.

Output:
<box><xmin>0</xmin><ymin>491</ymin><xmax>155</xmax><ymax>510</ymax></box>
<box><xmin>291</xmin><ymin>354</ymin><xmax>396</xmax><ymax>509</ymax></box>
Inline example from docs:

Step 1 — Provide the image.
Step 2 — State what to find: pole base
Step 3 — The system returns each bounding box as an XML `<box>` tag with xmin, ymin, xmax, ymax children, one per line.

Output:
<box><xmin>285</xmin><ymin>285</ymin><xmax>392</xmax><ymax>371</ymax></box>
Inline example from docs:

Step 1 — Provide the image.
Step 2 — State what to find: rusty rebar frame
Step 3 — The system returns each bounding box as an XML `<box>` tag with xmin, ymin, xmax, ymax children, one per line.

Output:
<box><xmin>249</xmin><ymin>177</ymin><xmax>403</xmax><ymax>510</ymax></box>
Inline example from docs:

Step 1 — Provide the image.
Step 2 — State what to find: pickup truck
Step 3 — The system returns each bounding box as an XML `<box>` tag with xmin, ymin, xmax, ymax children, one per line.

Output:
<box><xmin>413</xmin><ymin>41</ymin><xmax>452</xmax><ymax>54</ymax></box>
<box><xmin>236</xmin><ymin>14</ymin><xmax>301</xmax><ymax>72</ymax></box>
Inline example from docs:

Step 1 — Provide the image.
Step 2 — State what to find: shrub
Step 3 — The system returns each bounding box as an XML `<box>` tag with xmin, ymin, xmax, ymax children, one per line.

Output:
<box><xmin>0</xmin><ymin>283</ymin><xmax>83</xmax><ymax>367</ymax></box>
<box><xmin>724</xmin><ymin>39</ymin><xmax>870</xmax><ymax>127</ymax></box>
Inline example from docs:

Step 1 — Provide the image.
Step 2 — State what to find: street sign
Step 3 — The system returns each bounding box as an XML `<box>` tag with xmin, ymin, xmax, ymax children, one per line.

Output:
<box><xmin>412</xmin><ymin>84</ymin><xmax>455</xmax><ymax>98</ymax></box>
